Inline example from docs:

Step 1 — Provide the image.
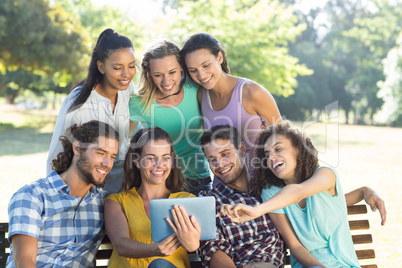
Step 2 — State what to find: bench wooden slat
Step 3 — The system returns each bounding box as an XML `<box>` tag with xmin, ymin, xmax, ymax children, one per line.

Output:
<box><xmin>0</xmin><ymin>238</ymin><xmax>10</xmax><ymax>249</ymax></box>
<box><xmin>352</xmin><ymin>234</ymin><xmax>373</xmax><ymax>244</ymax></box>
<box><xmin>349</xmin><ymin>219</ymin><xmax>370</xmax><ymax>230</ymax></box>
<box><xmin>356</xmin><ymin>249</ymin><xmax>376</xmax><ymax>259</ymax></box>
<box><xmin>0</xmin><ymin>223</ymin><xmax>8</xmax><ymax>233</ymax></box>
<box><xmin>0</xmin><ymin>204</ymin><xmax>379</xmax><ymax>267</ymax></box>
<box><xmin>347</xmin><ymin>204</ymin><xmax>368</xmax><ymax>215</ymax></box>
<box><xmin>96</xmin><ymin>249</ymin><xmax>113</xmax><ymax>260</ymax></box>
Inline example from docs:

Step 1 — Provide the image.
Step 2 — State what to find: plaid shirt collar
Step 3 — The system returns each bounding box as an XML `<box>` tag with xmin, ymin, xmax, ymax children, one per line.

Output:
<box><xmin>47</xmin><ymin>170</ymin><xmax>101</xmax><ymax>196</ymax></box>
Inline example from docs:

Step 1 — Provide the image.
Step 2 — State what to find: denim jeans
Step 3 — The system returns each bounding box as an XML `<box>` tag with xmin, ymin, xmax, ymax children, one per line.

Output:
<box><xmin>147</xmin><ymin>259</ymin><xmax>177</xmax><ymax>268</ymax></box>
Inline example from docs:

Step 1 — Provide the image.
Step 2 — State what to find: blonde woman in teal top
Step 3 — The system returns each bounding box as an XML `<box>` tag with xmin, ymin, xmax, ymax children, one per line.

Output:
<box><xmin>129</xmin><ymin>40</ymin><xmax>211</xmax><ymax>195</ymax></box>
<box><xmin>218</xmin><ymin>121</ymin><xmax>387</xmax><ymax>267</ymax></box>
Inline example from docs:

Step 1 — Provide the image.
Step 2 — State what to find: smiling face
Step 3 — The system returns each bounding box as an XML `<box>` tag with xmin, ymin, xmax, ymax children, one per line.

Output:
<box><xmin>184</xmin><ymin>48</ymin><xmax>223</xmax><ymax>90</ymax></box>
<box><xmin>149</xmin><ymin>55</ymin><xmax>183</xmax><ymax>98</ymax></box>
<box><xmin>98</xmin><ymin>47</ymin><xmax>136</xmax><ymax>92</ymax></box>
<box><xmin>135</xmin><ymin>139</ymin><xmax>172</xmax><ymax>186</ymax></box>
<box><xmin>76</xmin><ymin>136</ymin><xmax>119</xmax><ymax>187</ymax></box>
<box><xmin>264</xmin><ymin>134</ymin><xmax>298</xmax><ymax>183</ymax></box>
<box><xmin>203</xmin><ymin>138</ymin><xmax>245</xmax><ymax>187</ymax></box>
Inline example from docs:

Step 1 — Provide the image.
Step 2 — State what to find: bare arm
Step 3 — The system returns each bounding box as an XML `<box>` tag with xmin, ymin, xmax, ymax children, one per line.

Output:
<box><xmin>243</xmin><ymin>82</ymin><xmax>282</xmax><ymax>125</ymax></box>
<box><xmin>269</xmin><ymin>213</ymin><xmax>326</xmax><ymax>268</ymax></box>
<box><xmin>11</xmin><ymin>234</ymin><xmax>38</xmax><ymax>268</ymax></box>
<box><xmin>210</xmin><ymin>250</ymin><xmax>236</xmax><ymax>268</ymax></box>
<box><xmin>219</xmin><ymin>167</ymin><xmax>336</xmax><ymax>222</ymax></box>
<box><xmin>105</xmin><ymin>199</ymin><xmax>180</xmax><ymax>258</ymax></box>
<box><xmin>345</xmin><ymin>186</ymin><xmax>386</xmax><ymax>225</ymax></box>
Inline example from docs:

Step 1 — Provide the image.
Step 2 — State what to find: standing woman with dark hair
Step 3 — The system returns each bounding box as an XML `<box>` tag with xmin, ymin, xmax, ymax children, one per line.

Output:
<box><xmin>47</xmin><ymin>28</ymin><xmax>140</xmax><ymax>193</ymax></box>
<box><xmin>105</xmin><ymin>127</ymin><xmax>200</xmax><ymax>268</ymax></box>
<box><xmin>129</xmin><ymin>39</ymin><xmax>211</xmax><ymax>195</ymax></box>
<box><xmin>180</xmin><ymin>33</ymin><xmax>282</xmax><ymax>179</ymax></box>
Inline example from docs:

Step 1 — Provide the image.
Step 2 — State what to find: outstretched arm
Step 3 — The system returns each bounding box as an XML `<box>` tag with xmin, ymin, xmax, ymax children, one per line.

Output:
<box><xmin>219</xmin><ymin>167</ymin><xmax>336</xmax><ymax>222</ymax></box>
<box><xmin>345</xmin><ymin>186</ymin><xmax>386</xmax><ymax>225</ymax></box>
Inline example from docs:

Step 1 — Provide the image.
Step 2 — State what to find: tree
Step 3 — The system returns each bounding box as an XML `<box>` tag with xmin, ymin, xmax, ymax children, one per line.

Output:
<box><xmin>0</xmin><ymin>0</ymin><xmax>145</xmax><ymax>103</ymax></box>
<box><xmin>54</xmin><ymin>0</ymin><xmax>144</xmax><ymax>51</ymax></box>
<box><xmin>341</xmin><ymin>0</ymin><xmax>401</xmax><ymax>123</ymax></box>
<box><xmin>377</xmin><ymin>32</ymin><xmax>402</xmax><ymax>126</ymax></box>
<box><xmin>165</xmin><ymin>0</ymin><xmax>311</xmax><ymax>97</ymax></box>
<box><xmin>324</xmin><ymin>0</ymin><xmax>402</xmax><ymax>124</ymax></box>
<box><xmin>0</xmin><ymin>0</ymin><xmax>91</xmax><ymax>103</ymax></box>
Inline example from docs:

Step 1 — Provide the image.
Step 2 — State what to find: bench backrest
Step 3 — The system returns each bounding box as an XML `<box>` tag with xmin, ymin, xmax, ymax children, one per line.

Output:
<box><xmin>0</xmin><ymin>204</ymin><xmax>378</xmax><ymax>268</ymax></box>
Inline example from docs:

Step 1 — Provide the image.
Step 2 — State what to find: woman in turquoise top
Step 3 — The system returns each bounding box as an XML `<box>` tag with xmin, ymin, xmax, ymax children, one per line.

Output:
<box><xmin>218</xmin><ymin>121</ymin><xmax>387</xmax><ymax>267</ymax></box>
<box><xmin>129</xmin><ymin>40</ymin><xmax>211</xmax><ymax>195</ymax></box>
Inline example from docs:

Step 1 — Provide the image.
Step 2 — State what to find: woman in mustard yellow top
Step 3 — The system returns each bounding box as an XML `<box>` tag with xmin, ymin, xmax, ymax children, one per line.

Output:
<box><xmin>105</xmin><ymin>127</ymin><xmax>201</xmax><ymax>268</ymax></box>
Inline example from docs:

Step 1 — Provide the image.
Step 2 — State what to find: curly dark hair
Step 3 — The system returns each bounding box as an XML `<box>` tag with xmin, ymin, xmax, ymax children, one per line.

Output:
<box><xmin>121</xmin><ymin>127</ymin><xmax>185</xmax><ymax>193</ymax></box>
<box><xmin>252</xmin><ymin>121</ymin><xmax>319</xmax><ymax>196</ymax></box>
<box><xmin>51</xmin><ymin>120</ymin><xmax>120</xmax><ymax>174</ymax></box>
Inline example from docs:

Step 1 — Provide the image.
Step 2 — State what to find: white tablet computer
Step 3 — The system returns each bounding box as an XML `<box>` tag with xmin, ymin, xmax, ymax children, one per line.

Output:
<box><xmin>150</xmin><ymin>196</ymin><xmax>216</xmax><ymax>243</ymax></box>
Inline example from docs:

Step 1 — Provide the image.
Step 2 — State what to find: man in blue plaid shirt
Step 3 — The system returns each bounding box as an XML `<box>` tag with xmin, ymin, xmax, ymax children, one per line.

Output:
<box><xmin>7</xmin><ymin>120</ymin><xmax>119</xmax><ymax>268</ymax></box>
<box><xmin>197</xmin><ymin>125</ymin><xmax>286</xmax><ymax>268</ymax></box>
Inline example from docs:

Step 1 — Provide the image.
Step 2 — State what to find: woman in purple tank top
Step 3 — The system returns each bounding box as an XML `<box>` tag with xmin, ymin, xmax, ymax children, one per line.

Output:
<box><xmin>180</xmin><ymin>33</ymin><xmax>282</xmax><ymax>178</ymax></box>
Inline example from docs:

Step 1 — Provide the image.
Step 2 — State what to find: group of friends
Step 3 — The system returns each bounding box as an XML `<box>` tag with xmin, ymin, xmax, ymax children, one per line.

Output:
<box><xmin>6</xmin><ymin>29</ymin><xmax>386</xmax><ymax>268</ymax></box>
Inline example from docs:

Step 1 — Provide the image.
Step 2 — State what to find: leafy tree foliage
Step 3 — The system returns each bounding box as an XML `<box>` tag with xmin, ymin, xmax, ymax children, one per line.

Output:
<box><xmin>166</xmin><ymin>0</ymin><xmax>312</xmax><ymax>97</ymax></box>
<box><xmin>0</xmin><ymin>0</ymin><xmax>144</xmax><ymax>103</ymax></box>
<box><xmin>377</xmin><ymin>32</ymin><xmax>402</xmax><ymax>126</ymax></box>
<box><xmin>277</xmin><ymin>0</ymin><xmax>402</xmax><ymax>124</ymax></box>
<box><xmin>0</xmin><ymin>0</ymin><xmax>90</xmax><ymax>103</ymax></box>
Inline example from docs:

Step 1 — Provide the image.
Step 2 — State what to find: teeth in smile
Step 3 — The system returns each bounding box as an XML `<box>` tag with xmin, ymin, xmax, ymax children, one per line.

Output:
<box><xmin>220</xmin><ymin>167</ymin><xmax>231</xmax><ymax>174</ymax></box>
<box><xmin>97</xmin><ymin>169</ymin><xmax>106</xmax><ymax>175</ymax></box>
<box><xmin>201</xmin><ymin>77</ymin><xmax>212</xmax><ymax>83</ymax></box>
<box><xmin>273</xmin><ymin>161</ymin><xmax>283</xmax><ymax>169</ymax></box>
<box><xmin>152</xmin><ymin>171</ymin><xmax>164</xmax><ymax>175</ymax></box>
<box><xmin>163</xmin><ymin>84</ymin><xmax>174</xmax><ymax>90</ymax></box>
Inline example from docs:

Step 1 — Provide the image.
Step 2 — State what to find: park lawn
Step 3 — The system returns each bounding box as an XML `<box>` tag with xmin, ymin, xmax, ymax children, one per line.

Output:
<box><xmin>0</xmin><ymin>108</ymin><xmax>400</xmax><ymax>266</ymax></box>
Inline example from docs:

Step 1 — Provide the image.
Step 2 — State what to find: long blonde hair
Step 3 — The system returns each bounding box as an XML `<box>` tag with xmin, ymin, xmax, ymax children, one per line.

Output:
<box><xmin>137</xmin><ymin>39</ymin><xmax>185</xmax><ymax>113</ymax></box>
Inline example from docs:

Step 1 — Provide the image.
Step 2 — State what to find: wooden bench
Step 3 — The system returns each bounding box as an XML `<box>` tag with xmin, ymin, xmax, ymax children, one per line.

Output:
<box><xmin>0</xmin><ymin>204</ymin><xmax>378</xmax><ymax>268</ymax></box>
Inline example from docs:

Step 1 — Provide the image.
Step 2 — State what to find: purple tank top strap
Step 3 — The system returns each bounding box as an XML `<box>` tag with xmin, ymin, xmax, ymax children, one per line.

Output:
<box><xmin>231</xmin><ymin>78</ymin><xmax>248</xmax><ymax>106</ymax></box>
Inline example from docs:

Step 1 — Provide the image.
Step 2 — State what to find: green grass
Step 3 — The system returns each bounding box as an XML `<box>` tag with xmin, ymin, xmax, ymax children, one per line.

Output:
<box><xmin>0</xmin><ymin>126</ymin><xmax>53</xmax><ymax>156</ymax></box>
<box><xmin>0</xmin><ymin>110</ymin><xmax>57</xmax><ymax>156</ymax></box>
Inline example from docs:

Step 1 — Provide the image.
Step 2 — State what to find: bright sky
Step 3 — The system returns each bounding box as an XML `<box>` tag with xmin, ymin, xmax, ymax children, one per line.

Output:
<box><xmin>92</xmin><ymin>0</ymin><xmax>162</xmax><ymax>22</ymax></box>
<box><xmin>295</xmin><ymin>0</ymin><xmax>328</xmax><ymax>13</ymax></box>
<box><xmin>92</xmin><ymin>0</ymin><xmax>329</xmax><ymax>20</ymax></box>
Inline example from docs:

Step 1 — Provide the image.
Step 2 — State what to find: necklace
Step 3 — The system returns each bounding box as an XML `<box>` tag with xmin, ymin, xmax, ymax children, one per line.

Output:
<box><xmin>156</xmin><ymin>85</ymin><xmax>183</xmax><ymax>100</ymax></box>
